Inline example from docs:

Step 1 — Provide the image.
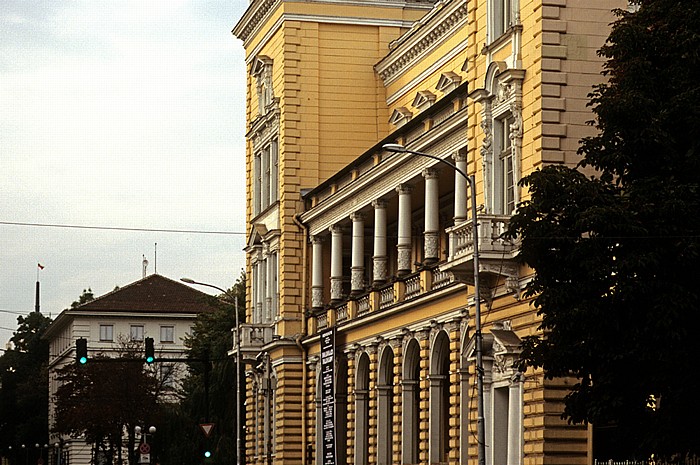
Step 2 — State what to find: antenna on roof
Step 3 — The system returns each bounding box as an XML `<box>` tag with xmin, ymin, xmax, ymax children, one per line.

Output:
<box><xmin>154</xmin><ymin>242</ymin><xmax>158</xmax><ymax>274</ymax></box>
<box><xmin>142</xmin><ymin>255</ymin><xmax>149</xmax><ymax>278</ymax></box>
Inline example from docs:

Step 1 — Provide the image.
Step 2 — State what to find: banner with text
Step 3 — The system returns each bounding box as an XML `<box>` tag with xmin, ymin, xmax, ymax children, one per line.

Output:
<box><xmin>320</xmin><ymin>327</ymin><xmax>336</xmax><ymax>465</ymax></box>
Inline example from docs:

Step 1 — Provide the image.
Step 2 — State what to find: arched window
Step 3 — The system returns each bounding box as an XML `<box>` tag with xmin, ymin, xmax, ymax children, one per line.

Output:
<box><xmin>430</xmin><ymin>331</ymin><xmax>451</xmax><ymax>465</ymax></box>
<box><xmin>402</xmin><ymin>339</ymin><xmax>421</xmax><ymax>465</ymax></box>
<box><xmin>377</xmin><ymin>347</ymin><xmax>394</xmax><ymax>465</ymax></box>
<box><xmin>355</xmin><ymin>353</ymin><xmax>370</xmax><ymax>465</ymax></box>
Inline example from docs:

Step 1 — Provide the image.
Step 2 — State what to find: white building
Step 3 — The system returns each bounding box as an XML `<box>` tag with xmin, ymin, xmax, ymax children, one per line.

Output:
<box><xmin>43</xmin><ymin>274</ymin><xmax>219</xmax><ymax>465</ymax></box>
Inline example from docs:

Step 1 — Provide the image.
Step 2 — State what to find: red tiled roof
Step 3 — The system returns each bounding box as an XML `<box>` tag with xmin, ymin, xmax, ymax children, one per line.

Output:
<box><xmin>74</xmin><ymin>274</ymin><xmax>220</xmax><ymax>314</ymax></box>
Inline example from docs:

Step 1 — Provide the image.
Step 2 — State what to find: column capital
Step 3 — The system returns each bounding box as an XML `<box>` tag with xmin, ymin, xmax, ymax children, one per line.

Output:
<box><xmin>422</xmin><ymin>167</ymin><xmax>439</xmax><ymax>179</ymax></box>
<box><xmin>453</xmin><ymin>150</ymin><xmax>468</xmax><ymax>163</ymax></box>
<box><xmin>311</xmin><ymin>234</ymin><xmax>325</xmax><ymax>244</ymax></box>
<box><xmin>330</xmin><ymin>224</ymin><xmax>343</xmax><ymax>234</ymax></box>
<box><xmin>350</xmin><ymin>211</ymin><xmax>365</xmax><ymax>222</ymax></box>
<box><xmin>396</xmin><ymin>183</ymin><xmax>413</xmax><ymax>195</ymax></box>
<box><xmin>372</xmin><ymin>199</ymin><xmax>388</xmax><ymax>209</ymax></box>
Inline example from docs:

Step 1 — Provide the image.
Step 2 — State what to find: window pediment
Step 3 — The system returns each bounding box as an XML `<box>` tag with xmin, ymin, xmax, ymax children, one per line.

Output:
<box><xmin>412</xmin><ymin>90</ymin><xmax>436</xmax><ymax>111</ymax></box>
<box><xmin>436</xmin><ymin>72</ymin><xmax>462</xmax><ymax>93</ymax></box>
<box><xmin>389</xmin><ymin>107</ymin><xmax>413</xmax><ymax>127</ymax></box>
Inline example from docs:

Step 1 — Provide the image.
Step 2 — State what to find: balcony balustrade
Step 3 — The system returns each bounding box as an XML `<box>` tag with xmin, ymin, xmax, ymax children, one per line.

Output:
<box><xmin>237</xmin><ymin>323</ymin><xmax>274</xmax><ymax>358</ymax></box>
<box><xmin>312</xmin><ymin>214</ymin><xmax>518</xmax><ymax>333</ymax></box>
<box><xmin>443</xmin><ymin>214</ymin><xmax>517</xmax><ymax>283</ymax></box>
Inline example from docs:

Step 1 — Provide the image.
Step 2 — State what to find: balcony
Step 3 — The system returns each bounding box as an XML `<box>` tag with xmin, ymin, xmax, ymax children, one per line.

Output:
<box><xmin>443</xmin><ymin>214</ymin><xmax>518</xmax><ymax>286</ymax></box>
<box><xmin>235</xmin><ymin>323</ymin><xmax>274</xmax><ymax>360</ymax></box>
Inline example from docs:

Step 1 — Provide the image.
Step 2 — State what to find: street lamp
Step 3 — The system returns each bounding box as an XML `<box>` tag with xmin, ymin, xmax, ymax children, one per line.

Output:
<box><xmin>383</xmin><ymin>143</ymin><xmax>487</xmax><ymax>465</ymax></box>
<box><xmin>181</xmin><ymin>277</ymin><xmax>243</xmax><ymax>465</ymax></box>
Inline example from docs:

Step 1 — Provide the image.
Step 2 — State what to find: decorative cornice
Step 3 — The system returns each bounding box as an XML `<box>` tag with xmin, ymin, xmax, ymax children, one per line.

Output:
<box><xmin>376</xmin><ymin>0</ymin><xmax>468</xmax><ymax>85</ymax></box>
<box><xmin>235</xmin><ymin>0</ymin><xmax>432</xmax><ymax>48</ymax></box>
<box><xmin>233</xmin><ymin>0</ymin><xmax>279</xmax><ymax>44</ymax></box>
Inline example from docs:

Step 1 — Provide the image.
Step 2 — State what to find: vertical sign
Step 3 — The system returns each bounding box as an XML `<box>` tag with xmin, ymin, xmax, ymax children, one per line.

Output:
<box><xmin>320</xmin><ymin>327</ymin><xmax>336</xmax><ymax>465</ymax></box>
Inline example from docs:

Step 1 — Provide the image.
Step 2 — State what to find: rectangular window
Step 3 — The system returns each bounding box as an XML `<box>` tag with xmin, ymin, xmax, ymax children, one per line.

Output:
<box><xmin>99</xmin><ymin>324</ymin><xmax>113</xmax><ymax>342</ymax></box>
<box><xmin>160</xmin><ymin>326</ymin><xmax>174</xmax><ymax>343</ymax></box>
<box><xmin>130</xmin><ymin>325</ymin><xmax>144</xmax><ymax>341</ymax></box>
<box><xmin>495</xmin><ymin>115</ymin><xmax>515</xmax><ymax>214</ymax></box>
<box><xmin>270</xmin><ymin>138</ymin><xmax>278</xmax><ymax>204</ymax></box>
<box><xmin>262</xmin><ymin>144</ymin><xmax>270</xmax><ymax>208</ymax></box>
<box><xmin>493</xmin><ymin>0</ymin><xmax>513</xmax><ymax>39</ymax></box>
<box><xmin>160</xmin><ymin>363</ymin><xmax>176</xmax><ymax>389</ymax></box>
<box><xmin>254</xmin><ymin>152</ymin><xmax>262</xmax><ymax>215</ymax></box>
<box><xmin>253</xmin><ymin>139</ymin><xmax>279</xmax><ymax>216</ymax></box>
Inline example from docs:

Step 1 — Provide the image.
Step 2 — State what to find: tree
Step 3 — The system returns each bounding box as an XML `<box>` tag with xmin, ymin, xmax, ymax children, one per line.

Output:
<box><xmin>70</xmin><ymin>288</ymin><xmax>94</xmax><ymax>309</ymax></box>
<box><xmin>53</xmin><ymin>342</ymin><xmax>160</xmax><ymax>465</ymax></box>
<box><xmin>506</xmin><ymin>0</ymin><xmax>700</xmax><ymax>458</ymax></box>
<box><xmin>158</xmin><ymin>271</ymin><xmax>246</xmax><ymax>465</ymax></box>
<box><xmin>0</xmin><ymin>312</ymin><xmax>52</xmax><ymax>463</ymax></box>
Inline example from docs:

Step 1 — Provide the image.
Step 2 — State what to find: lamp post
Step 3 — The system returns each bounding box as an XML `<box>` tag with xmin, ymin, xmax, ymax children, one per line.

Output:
<box><xmin>181</xmin><ymin>278</ymin><xmax>243</xmax><ymax>465</ymax></box>
<box><xmin>383</xmin><ymin>143</ymin><xmax>486</xmax><ymax>465</ymax></box>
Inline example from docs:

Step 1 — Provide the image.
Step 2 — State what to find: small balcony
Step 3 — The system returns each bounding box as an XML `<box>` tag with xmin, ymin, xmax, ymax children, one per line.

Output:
<box><xmin>234</xmin><ymin>323</ymin><xmax>274</xmax><ymax>360</ymax></box>
<box><xmin>442</xmin><ymin>214</ymin><xmax>518</xmax><ymax>284</ymax></box>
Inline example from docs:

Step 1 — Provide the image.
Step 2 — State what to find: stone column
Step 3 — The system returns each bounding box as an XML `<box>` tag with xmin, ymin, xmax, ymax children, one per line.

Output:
<box><xmin>311</xmin><ymin>236</ymin><xmax>324</xmax><ymax>310</ymax></box>
<box><xmin>423</xmin><ymin>168</ymin><xmax>440</xmax><ymax>265</ymax></box>
<box><xmin>453</xmin><ymin>150</ymin><xmax>468</xmax><ymax>223</ymax></box>
<box><xmin>330</xmin><ymin>225</ymin><xmax>344</xmax><ymax>303</ymax></box>
<box><xmin>350</xmin><ymin>212</ymin><xmax>365</xmax><ymax>295</ymax></box>
<box><xmin>372</xmin><ymin>200</ymin><xmax>388</xmax><ymax>286</ymax></box>
<box><xmin>396</xmin><ymin>184</ymin><xmax>413</xmax><ymax>276</ymax></box>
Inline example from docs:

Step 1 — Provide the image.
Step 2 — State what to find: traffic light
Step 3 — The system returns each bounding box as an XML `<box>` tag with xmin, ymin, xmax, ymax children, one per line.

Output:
<box><xmin>204</xmin><ymin>451</ymin><xmax>212</xmax><ymax>459</ymax></box>
<box><xmin>145</xmin><ymin>337</ymin><xmax>155</xmax><ymax>364</ymax></box>
<box><xmin>76</xmin><ymin>338</ymin><xmax>88</xmax><ymax>365</ymax></box>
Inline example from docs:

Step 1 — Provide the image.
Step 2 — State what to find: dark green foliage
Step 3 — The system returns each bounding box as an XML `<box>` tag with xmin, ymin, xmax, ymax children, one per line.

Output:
<box><xmin>0</xmin><ymin>312</ymin><xmax>52</xmax><ymax>459</ymax></box>
<box><xmin>157</xmin><ymin>272</ymin><xmax>246</xmax><ymax>465</ymax></box>
<box><xmin>70</xmin><ymin>288</ymin><xmax>95</xmax><ymax>309</ymax></box>
<box><xmin>54</xmin><ymin>345</ymin><xmax>161</xmax><ymax>465</ymax></box>
<box><xmin>507</xmin><ymin>0</ymin><xmax>700</xmax><ymax>457</ymax></box>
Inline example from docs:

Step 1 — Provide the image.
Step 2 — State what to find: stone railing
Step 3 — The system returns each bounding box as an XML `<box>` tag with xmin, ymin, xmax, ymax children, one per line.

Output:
<box><xmin>446</xmin><ymin>214</ymin><xmax>514</xmax><ymax>261</ymax></box>
<box><xmin>405</xmin><ymin>274</ymin><xmax>421</xmax><ymax>300</ymax></box>
<box><xmin>313</xmin><ymin>258</ymin><xmax>486</xmax><ymax>333</ymax></box>
<box><xmin>379</xmin><ymin>284</ymin><xmax>395</xmax><ymax>310</ymax></box>
<box><xmin>431</xmin><ymin>267</ymin><xmax>453</xmax><ymax>290</ymax></box>
<box><xmin>356</xmin><ymin>294</ymin><xmax>371</xmax><ymax>316</ymax></box>
<box><xmin>336</xmin><ymin>303</ymin><xmax>349</xmax><ymax>323</ymax></box>
<box><xmin>239</xmin><ymin>323</ymin><xmax>274</xmax><ymax>352</ymax></box>
<box><xmin>317</xmin><ymin>312</ymin><xmax>328</xmax><ymax>330</ymax></box>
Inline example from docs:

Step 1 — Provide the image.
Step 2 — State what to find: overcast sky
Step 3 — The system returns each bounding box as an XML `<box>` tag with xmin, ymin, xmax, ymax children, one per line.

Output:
<box><xmin>0</xmin><ymin>0</ymin><xmax>249</xmax><ymax>345</ymax></box>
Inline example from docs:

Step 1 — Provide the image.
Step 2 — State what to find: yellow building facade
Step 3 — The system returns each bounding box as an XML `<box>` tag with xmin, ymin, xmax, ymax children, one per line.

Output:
<box><xmin>233</xmin><ymin>0</ymin><xmax>623</xmax><ymax>464</ymax></box>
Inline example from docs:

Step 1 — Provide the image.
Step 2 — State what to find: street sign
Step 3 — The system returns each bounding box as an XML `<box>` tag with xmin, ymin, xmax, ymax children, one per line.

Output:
<box><xmin>199</xmin><ymin>423</ymin><xmax>215</xmax><ymax>438</ymax></box>
<box><xmin>139</xmin><ymin>443</ymin><xmax>151</xmax><ymax>454</ymax></box>
<box><xmin>138</xmin><ymin>454</ymin><xmax>150</xmax><ymax>464</ymax></box>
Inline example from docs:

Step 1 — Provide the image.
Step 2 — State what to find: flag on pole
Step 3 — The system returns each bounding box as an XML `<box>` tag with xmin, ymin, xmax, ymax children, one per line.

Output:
<box><xmin>38</xmin><ymin>263</ymin><xmax>45</xmax><ymax>270</ymax></box>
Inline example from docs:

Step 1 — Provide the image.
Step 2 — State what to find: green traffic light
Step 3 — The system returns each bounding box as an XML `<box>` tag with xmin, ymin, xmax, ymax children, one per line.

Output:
<box><xmin>79</xmin><ymin>356</ymin><xmax>87</xmax><ymax>364</ymax></box>
<box><xmin>145</xmin><ymin>337</ymin><xmax>155</xmax><ymax>364</ymax></box>
<box><xmin>204</xmin><ymin>451</ymin><xmax>211</xmax><ymax>458</ymax></box>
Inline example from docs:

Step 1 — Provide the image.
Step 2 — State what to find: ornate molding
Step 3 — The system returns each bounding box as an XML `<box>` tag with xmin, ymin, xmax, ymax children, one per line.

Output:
<box><xmin>233</xmin><ymin>0</ymin><xmax>279</xmax><ymax>43</ymax></box>
<box><xmin>377</xmin><ymin>1</ymin><xmax>468</xmax><ymax>84</ymax></box>
<box><xmin>372</xmin><ymin>256</ymin><xmax>388</xmax><ymax>284</ymax></box>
